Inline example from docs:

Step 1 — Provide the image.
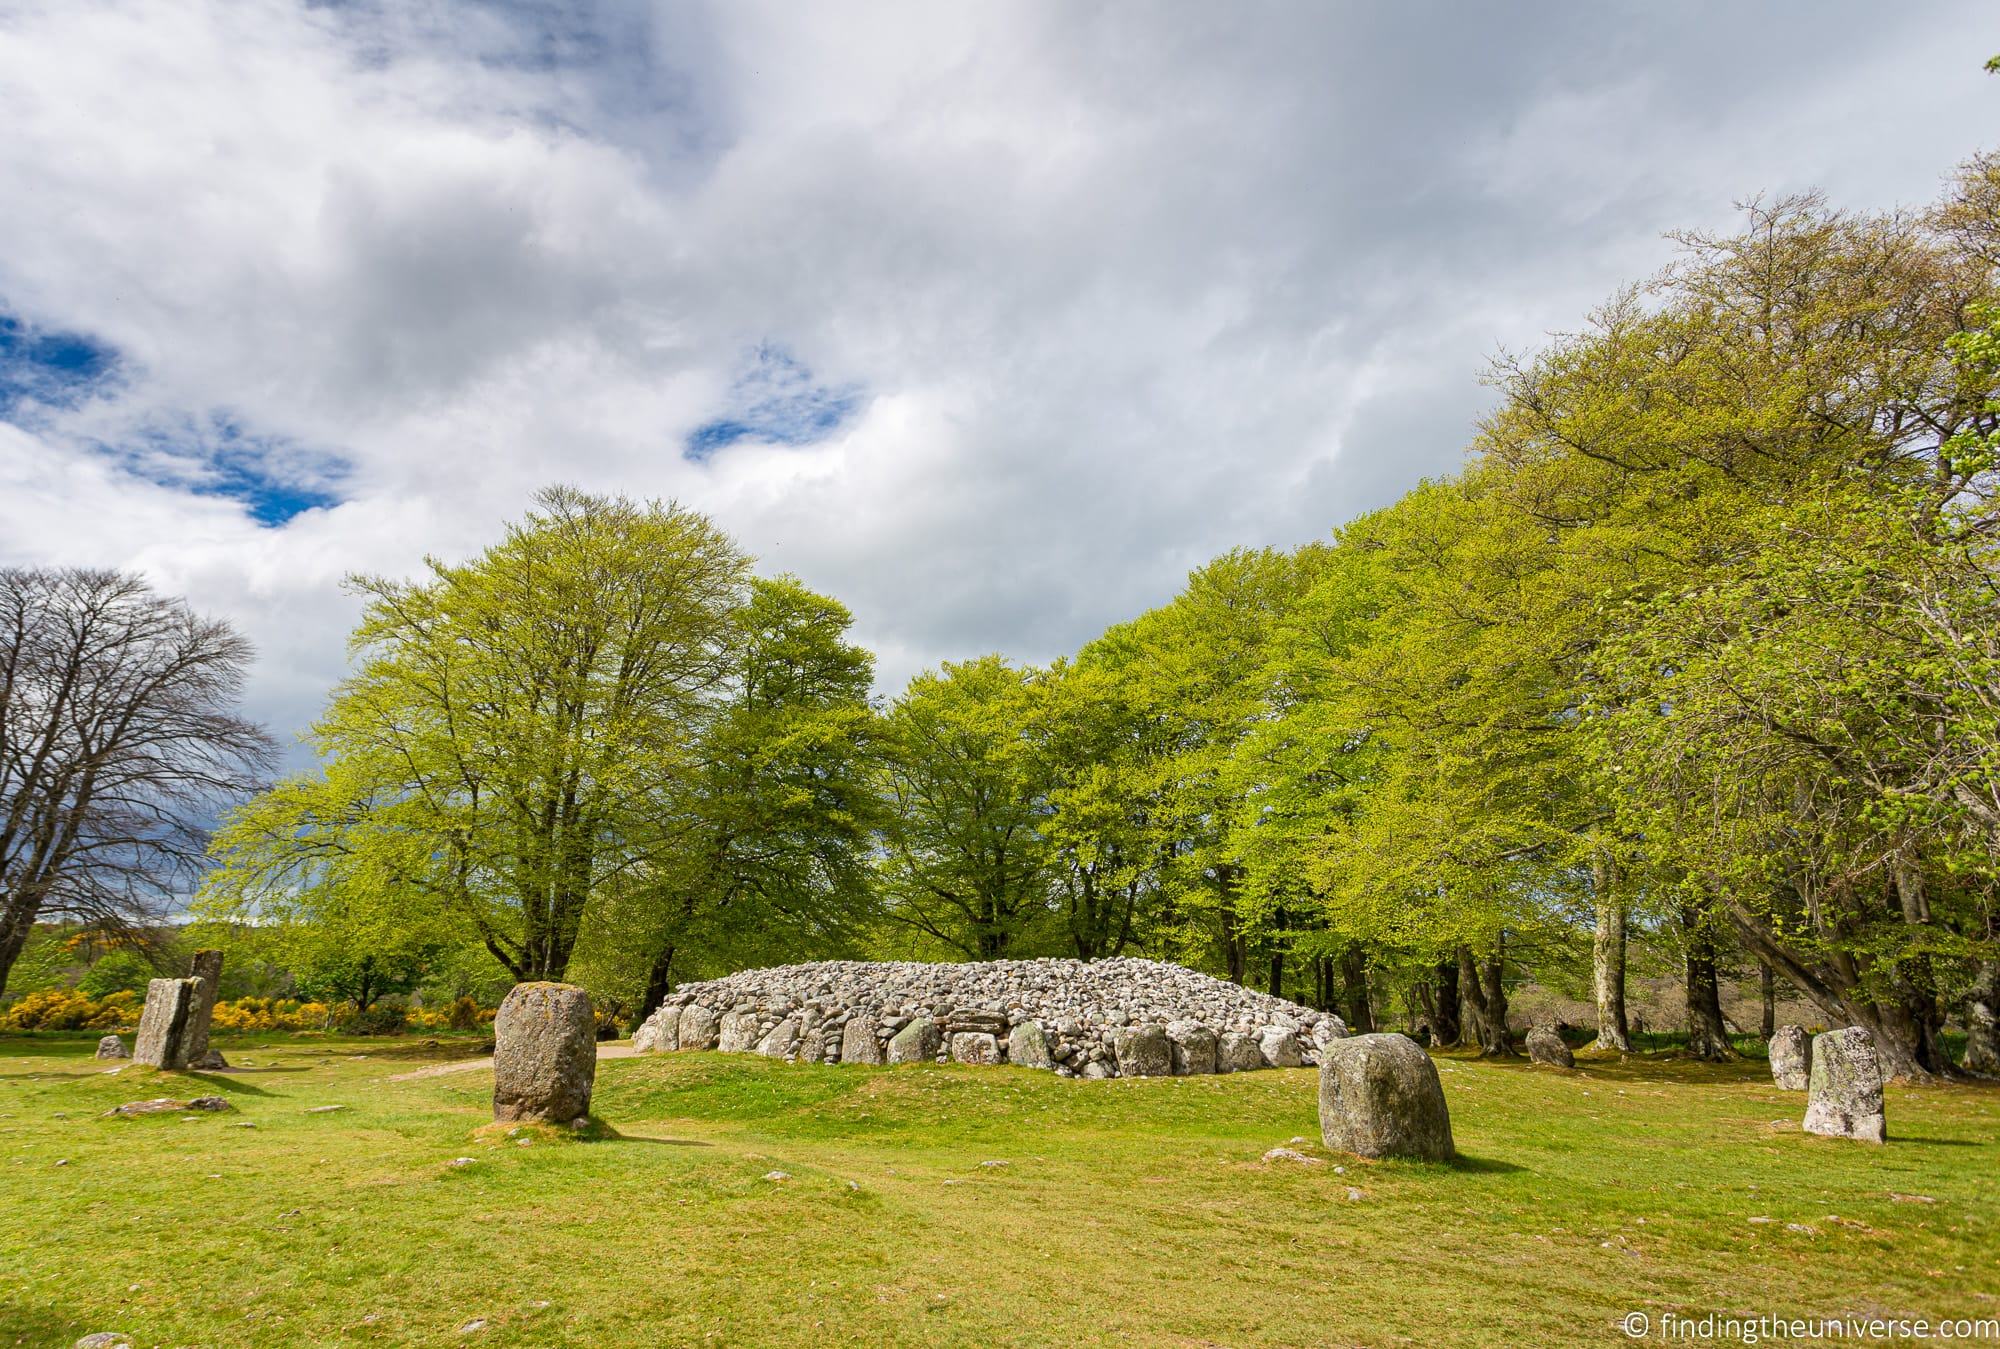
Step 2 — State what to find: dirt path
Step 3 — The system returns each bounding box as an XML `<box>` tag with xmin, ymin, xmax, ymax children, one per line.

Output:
<box><xmin>385</xmin><ymin>1041</ymin><xmax>641</xmax><ymax>1082</ymax></box>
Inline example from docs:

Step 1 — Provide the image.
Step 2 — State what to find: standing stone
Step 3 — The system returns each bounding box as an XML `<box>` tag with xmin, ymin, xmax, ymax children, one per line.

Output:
<box><xmin>1166</xmin><ymin>1021</ymin><xmax>1217</xmax><ymax>1075</ymax></box>
<box><xmin>182</xmin><ymin>950</ymin><xmax>225</xmax><ymax>1068</ymax></box>
<box><xmin>841</xmin><ymin>1012</ymin><xmax>885</xmax><ymax>1065</ymax></box>
<box><xmin>1803</xmin><ymin>1027</ymin><xmax>1886</xmax><ymax>1143</ymax></box>
<box><xmin>1217</xmin><ymin>1032</ymin><xmax>1264</xmax><ymax>1074</ymax></box>
<box><xmin>678</xmin><ymin>1004</ymin><xmax>719</xmax><ymax>1051</ymax></box>
<box><xmin>95</xmin><ymin>1035</ymin><xmax>128</xmax><ymax>1061</ymax></box>
<box><xmin>756</xmin><ymin>1017</ymin><xmax>802</xmax><ymax>1059</ymax></box>
<box><xmin>949</xmin><ymin>1031</ymin><xmax>1000</xmax><ymax>1065</ymax></box>
<box><xmin>1768</xmin><ymin>1024</ymin><xmax>1812</xmax><ymax>1091</ymax></box>
<box><xmin>717</xmin><ymin>1010</ymin><xmax>760</xmax><ymax>1054</ymax></box>
<box><xmin>1258</xmin><ymin>1027</ymin><xmax>1304</xmax><ymax>1069</ymax></box>
<box><xmin>1525</xmin><ymin>1025</ymin><xmax>1575</xmax><ymax>1069</ymax></box>
<box><xmin>1007</xmin><ymin>1019</ymin><xmax>1055</xmax><ymax>1070</ymax></box>
<box><xmin>1318</xmin><ymin>1032</ymin><xmax>1455</xmax><ymax>1161</ymax></box>
<box><xmin>492</xmin><ymin>982</ymin><xmax>596</xmax><ymax>1125</ymax></box>
<box><xmin>886</xmin><ymin>1015</ymin><xmax>940</xmax><ymax>1065</ymax></box>
<box><xmin>1113</xmin><ymin>1024</ymin><xmax>1173</xmax><ymax>1077</ymax></box>
<box><xmin>133</xmin><ymin>978</ymin><xmax>197</xmax><ymax>1070</ymax></box>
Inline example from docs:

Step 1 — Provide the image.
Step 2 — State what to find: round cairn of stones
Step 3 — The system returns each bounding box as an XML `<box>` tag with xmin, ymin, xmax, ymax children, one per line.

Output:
<box><xmin>1317</xmin><ymin>1032</ymin><xmax>1455</xmax><ymax>1162</ymax></box>
<box><xmin>492</xmin><ymin>982</ymin><xmax>597</xmax><ymax>1125</ymax></box>
<box><xmin>633</xmin><ymin>957</ymin><xmax>1348</xmax><ymax>1078</ymax></box>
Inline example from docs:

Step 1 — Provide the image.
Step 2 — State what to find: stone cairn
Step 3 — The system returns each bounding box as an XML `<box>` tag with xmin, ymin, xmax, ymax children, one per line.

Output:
<box><xmin>1802</xmin><ymin>1026</ymin><xmax>1886</xmax><ymax>1143</ymax></box>
<box><xmin>632</xmin><ymin>958</ymin><xmax>1347</xmax><ymax>1078</ymax></box>
<box><xmin>1768</xmin><ymin>1024</ymin><xmax>1812</xmax><ymax>1091</ymax></box>
<box><xmin>492</xmin><ymin>982</ymin><xmax>597</xmax><ymax>1124</ymax></box>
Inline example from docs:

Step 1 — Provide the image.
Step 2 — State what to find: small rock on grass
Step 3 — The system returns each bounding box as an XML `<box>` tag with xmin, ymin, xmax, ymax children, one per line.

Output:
<box><xmin>1262</xmin><ymin>1147</ymin><xmax>1324</xmax><ymax>1166</ymax></box>
<box><xmin>459</xmin><ymin>1318</ymin><xmax>487</xmax><ymax>1335</ymax></box>
<box><xmin>75</xmin><ymin>1335</ymin><xmax>132</xmax><ymax>1348</ymax></box>
<box><xmin>763</xmin><ymin>1170</ymin><xmax>791</xmax><ymax>1182</ymax></box>
<box><xmin>305</xmin><ymin>1105</ymin><xmax>347</xmax><ymax>1114</ymax></box>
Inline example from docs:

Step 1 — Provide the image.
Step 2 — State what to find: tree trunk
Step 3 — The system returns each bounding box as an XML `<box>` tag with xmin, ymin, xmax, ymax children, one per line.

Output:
<box><xmin>1267</xmin><ymin>950</ymin><xmax>1284</xmax><ymax>999</ymax></box>
<box><xmin>1339</xmin><ymin>946</ymin><xmax>1375</xmax><ymax>1032</ymax></box>
<box><xmin>1963</xmin><ymin>959</ymin><xmax>2000</xmax><ymax>1076</ymax></box>
<box><xmin>1759</xmin><ymin>962</ymin><xmax>1776</xmax><ymax>1039</ymax></box>
<box><xmin>1431</xmin><ymin>957</ymin><xmax>1461</xmax><ymax>1046</ymax></box>
<box><xmin>1457</xmin><ymin>946</ymin><xmax>1514</xmax><ymax>1056</ymax></box>
<box><xmin>1590</xmin><ymin>853</ymin><xmax>1630</xmax><ymax>1051</ymax></box>
<box><xmin>1681</xmin><ymin>909</ymin><xmax>1736</xmax><ymax>1061</ymax></box>
<box><xmin>640</xmin><ymin>942</ymin><xmax>677</xmax><ymax>1022</ymax></box>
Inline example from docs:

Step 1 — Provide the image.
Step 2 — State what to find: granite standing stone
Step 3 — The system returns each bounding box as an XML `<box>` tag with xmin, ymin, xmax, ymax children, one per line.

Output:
<box><xmin>1007</xmin><ymin>1019</ymin><xmax>1055</xmax><ymax>1070</ymax></box>
<box><xmin>1768</xmin><ymin>1024</ymin><xmax>1812</xmax><ymax>1091</ymax></box>
<box><xmin>491</xmin><ymin>982</ymin><xmax>597</xmax><ymax>1125</ymax></box>
<box><xmin>756</xmin><ymin>1017</ymin><xmax>802</xmax><ymax>1059</ymax></box>
<box><xmin>1318</xmin><ymin>1032</ymin><xmax>1455</xmax><ymax>1161</ymax></box>
<box><xmin>132</xmin><ymin>978</ymin><xmax>197</xmax><ymax>1069</ymax></box>
<box><xmin>95</xmin><ymin>1035</ymin><xmax>129</xmax><ymax>1061</ymax></box>
<box><xmin>842</xmin><ymin>1012</ymin><xmax>885</xmax><ymax>1065</ymax></box>
<box><xmin>1166</xmin><ymin>1021</ymin><xmax>1217</xmax><ymax>1075</ymax></box>
<box><xmin>886</xmin><ymin>1015</ymin><xmax>940</xmax><ymax>1064</ymax></box>
<box><xmin>1802</xmin><ymin>1027</ymin><xmax>1886</xmax><ymax>1143</ymax></box>
<box><xmin>183</xmin><ymin>949</ymin><xmax>226</xmax><ymax>1068</ymax></box>
<box><xmin>1525</xmin><ymin>1025</ymin><xmax>1575</xmax><ymax>1069</ymax></box>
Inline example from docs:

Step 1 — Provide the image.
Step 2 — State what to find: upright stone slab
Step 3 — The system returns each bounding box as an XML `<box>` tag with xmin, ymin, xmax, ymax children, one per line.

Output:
<box><xmin>1318</xmin><ymin>1032</ymin><xmax>1455</xmax><ymax>1161</ymax></box>
<box><xmin>841</xmin><ymin>1012</ymin><xmax>884</xmax><ymax>1065</ymax></box>
<box><xmin>1258</xmin><ymin>1027</ymin><xmax>1303</xmax><ymax>1068</ymax></box>
<box><xmin>757</xmin><ymin>1017</ymin><xmax>802</xmax><ymax>1059</ymax></box>
<box><xmin>886</xmin><ymin>1015</ymin><xmax>940</xmax><ymax>1064</ymax></box>
<box><xmin>1008</xmin><ymin>1019</ymin><xmax>1055</xmax><ymax>1070</ymax></box>
<box><xmin>132</xmin><ymin>978</ymin><xmax>197</xmax><ymax>1069</ymax></box>
<box><xmin>1803</xmin><ymin>1027</ymin><xmax>1885</xmax><ymax>1143</ymax></box>
<box><xmin>950</xmin><ymin>1031</ymin><xmax>1000</xmax><ymax>1065</ymax></box>
<box><xmin>183</xmin><ymin>950</ymin><xmax>225</xmax><ymax>1068</ymax></box>
<box><xmin>1525</xmin><ymin>1025</ymin><xmax>1575</xmax><ymax>1069</ymax></box>
<box><xmin>1166</xmin><ymin>1021</ymin><xmax>1217</xmax><ymax>1075</ymax></box>
<box><xmin>1216</xmin><ymin>1032</ymin><xmax>1263</xmax><ymax>1073</ymax></box>
<box><xmin>678</xmin><ymin>1004</ymin><xmax>720</xmax><ymax>1050</ymax></box>
<box><xmin>492</xmin><ymin>982</ymin><xmax>597</xmax><ymax>1125</ymax></box>
<box><xmin>717</xmin><ymin>1010</ymin><xmax>760</xmax><ymax>1054</ymax></box>
<box><xmin>1113</xmin><ymin>1024</ymin><xmax>1173</xmax><ymax>1077</ymax></box>
<box><xmin>1768</xmin><ymin>1024</ymin><xmax>1812</xmax><ymax>1091</ymax></box>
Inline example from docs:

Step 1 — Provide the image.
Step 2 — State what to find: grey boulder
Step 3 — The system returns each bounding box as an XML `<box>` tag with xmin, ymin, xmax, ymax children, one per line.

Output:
<box><xmin>1007</xmin><ymin>1019</ymin><xmax>1055</xmax><ymax>1070</ymax></box>
<box><xmin>1166</xmin><ymin>1021</ymin><xmax>1217</xmax><ymax>1075</ymax></box>
<box><xmin>1768</xmin><ymin>1025</ymin><xmax>1811</xmax><ymax>1091</ymax></box>
<box><xmin>1257</xmin><ymin>1027</ymin><xmax>1303</xmax><ymax>1069</ymax></box>
<box><xmin>491</xmin><ymin>982</ymin><xmax>597</xmax><ymax>1125</ymax></box>
<box><xmin>1803</xmin><ymin>1027</ymin><xmax>1886</xmax><ymax>1143</ymax></box>
<box><xmin>950</xmin><ymin>1031</ymin><xmax>1000</xmax><ymax>1065</ymax></box>
<box><xmin>1525</xmin><ymin>1025</ymin><xmax>1575</xmax><ymax>1069</ymax></box>
<box><xmin>95</xmin><ymin>1035</ymin><xmax>128</xmax><ymax>1061</ymax></box>
<box><xmin>717</xmin><ymin>1010</ymin><xmax>760</xmax><ymax>1054</ymax></box>
<box><xmin>886</xmin><ymin>1015</ymin><xmax>940</xmax><ymax>1065</ymax></box>
<box><xmin>1318</xmin><ymin>1032</ymin><xmax>1455</xmax><ymax>1162</ymax></box>
<box><xmin>1113</xmin><ymin>1024</ymin><xmax>1173</xmax><ymax>1078</ymax></box>
<box><xmin>678</xmin><ymin>1004</ymin><xmax>720</xmax><ymax>1051</ymax></box>
<box><xmin>841</xmin><ymin>1012</ymin><xmax>884</xmax><ymax>1065</ymax></box>
<box><xmin>1216</xmin><ymin>1032</ymin><xmax>1264</xmax><ymax>1074</ymax></box>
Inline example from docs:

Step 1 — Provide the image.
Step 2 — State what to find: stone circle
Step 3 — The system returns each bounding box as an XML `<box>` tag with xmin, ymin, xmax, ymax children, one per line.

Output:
<box><xmin>633</xmin><ymin>957</ymin><xmax>1347</xmax><ymax>1078</ymax></box>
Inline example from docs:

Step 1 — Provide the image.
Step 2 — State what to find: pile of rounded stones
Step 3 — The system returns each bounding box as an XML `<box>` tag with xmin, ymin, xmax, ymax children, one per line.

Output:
<box><xmin>632</xmin><ymin>957</ymin><xmax>1348</xmax><ymax>1078</ymax></box>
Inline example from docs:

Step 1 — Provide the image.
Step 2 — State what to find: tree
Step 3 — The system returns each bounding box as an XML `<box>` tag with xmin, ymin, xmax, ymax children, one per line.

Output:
<box><xmin>203</xmin><ymin>488</ymin><xmax>749</xmax><ymax>984</ymax></box>
<box><xmin>878</xmin><ymin>656</ymin><xmax>1054</xmax><ymax>958</ymax></box>
<box><xmin>0</xmin><ymin>569</ymin><xmax>273</xmax><ymax>996</ymax></box>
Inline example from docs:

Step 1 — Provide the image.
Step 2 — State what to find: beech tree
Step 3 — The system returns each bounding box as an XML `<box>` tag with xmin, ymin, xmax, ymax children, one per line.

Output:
<box><xmin>0</xmin><ymin>569</ymin><xmax>273</xmax><ymax>995</ymax></box>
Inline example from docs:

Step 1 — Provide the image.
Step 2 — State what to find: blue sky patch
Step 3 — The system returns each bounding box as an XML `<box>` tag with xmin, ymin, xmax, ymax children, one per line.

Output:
<box><xmin>102</xmin><ymin>411</ymin><xmax>348</xmax><ymax>528</ymax></box>
<box><xmin>685</xmin><ymin>343</ymin><xmax>862</xmax><ymax>461</ymax></box>
<box><xmin>0</xmin><ymin>311</ymin><xmax>120</xmax><ymax>417</ymax></box>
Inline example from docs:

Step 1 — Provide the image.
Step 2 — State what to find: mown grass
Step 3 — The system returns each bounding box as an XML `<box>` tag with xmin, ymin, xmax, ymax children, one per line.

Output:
<box><xmin>1</xmin><ymin>1033</ymin><xmax>1995</xmax><ymax>1348</ymax></box>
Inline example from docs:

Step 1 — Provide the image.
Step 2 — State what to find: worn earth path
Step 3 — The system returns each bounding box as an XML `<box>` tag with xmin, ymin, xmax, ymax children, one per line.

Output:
<box><xmin>385</xmin><ymin>1041</ymin><xmax>641</xmax><ymax>1081</ymax></box>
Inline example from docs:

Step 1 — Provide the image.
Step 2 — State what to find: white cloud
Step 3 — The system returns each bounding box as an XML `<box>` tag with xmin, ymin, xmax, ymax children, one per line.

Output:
<box><xmin>0</xmin><ymin>0</ymin><xmax>1993</xmax><ymax>758</ymax></box>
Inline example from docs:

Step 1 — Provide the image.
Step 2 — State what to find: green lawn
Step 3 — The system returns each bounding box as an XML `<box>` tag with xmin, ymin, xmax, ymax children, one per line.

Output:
<box><xmin>2</xmin><ymin>1034</ymin><xmax>1995</xmax><ymax>1348</ymax></box>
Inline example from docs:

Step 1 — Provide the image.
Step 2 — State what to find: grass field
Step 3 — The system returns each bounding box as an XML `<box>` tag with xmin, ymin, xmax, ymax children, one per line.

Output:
<box><xmin>2</xmin><ymin>1033</ymin><xmax>1996</xmax><ymax>1348</ymax></box>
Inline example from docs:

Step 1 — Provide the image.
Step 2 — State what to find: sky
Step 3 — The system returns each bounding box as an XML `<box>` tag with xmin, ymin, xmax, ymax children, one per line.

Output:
<box><xmin>0</xmin><ymin>0</ymin><xmax>1994</xmax><ymax>763</ymax></box>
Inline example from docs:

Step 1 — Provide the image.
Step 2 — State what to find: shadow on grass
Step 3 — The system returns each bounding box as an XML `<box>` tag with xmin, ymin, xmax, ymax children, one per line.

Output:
<box><xmin>1446</xmin><ymin>1153</ymin><xmax>1527</xmax><ymax>1174</ymax></box>
<box><xmin>184</xmin><ymin>1071</ymin><xmax>278</xmax><ymax>1097</ymax></box>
